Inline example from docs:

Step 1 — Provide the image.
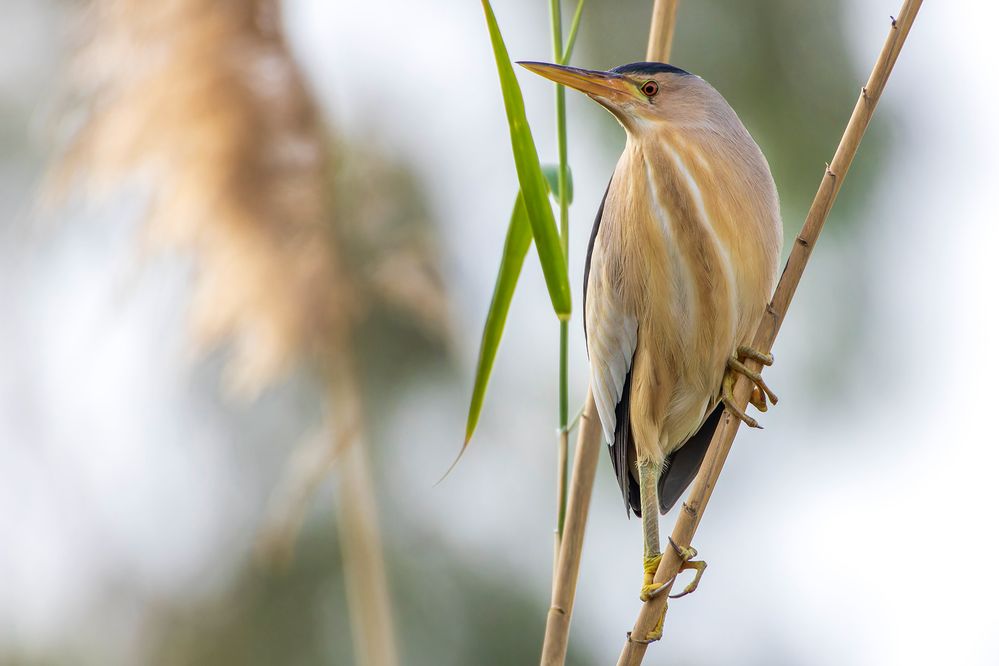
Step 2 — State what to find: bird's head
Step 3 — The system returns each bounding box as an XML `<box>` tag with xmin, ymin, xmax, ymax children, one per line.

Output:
<box><xmin>518</xmin><ymin>61</ymin><xmax>702</xmax><ymax>135</ymax></box>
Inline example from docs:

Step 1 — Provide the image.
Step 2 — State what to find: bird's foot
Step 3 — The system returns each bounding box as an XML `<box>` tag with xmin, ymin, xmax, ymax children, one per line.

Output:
<box><xmin>632</xmin><ymin>540</ymin><xmax>706</xmax><ymax>643</ymax></box>
<box><xmin>736</xmin><ymin>345</ymin><xmax>778</xmax><ymax>410</ymax></box>
<box><xmin>639</xmin><ymin>553</ymin><xmax>664</xmax><ymax>602</ymax></box>
<box><xmin>636</xmin><ymin>553</ymin><xmax>667</xmax><ymax>644</ymax></box>
<box><xmin>666</xmin><ymin>537</ymin><xmax>707</xmax><ymax>599</ymax></box>
<box><xmin>627</xmin><ymin>608</ymin><xmax>666</xmax><ymax>644</ymax></box>
<box><xmin>722</xmin><ymin>346</ymin><xmax>778</xmax><ymax>428</ymax></box>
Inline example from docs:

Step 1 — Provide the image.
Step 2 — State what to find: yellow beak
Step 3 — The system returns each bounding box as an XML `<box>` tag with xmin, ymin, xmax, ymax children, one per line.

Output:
<box><xmin>517</xmin><ymin>62</ymin><xmax>640</xmax><ymax>105</ymax></box>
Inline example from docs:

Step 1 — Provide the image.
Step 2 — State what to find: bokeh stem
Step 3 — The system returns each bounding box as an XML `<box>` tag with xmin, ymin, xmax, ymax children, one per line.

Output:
<box><xmin>332</xmin><ymin>366</ymin><xmax>399</xmax><ymax>666</ymax></box>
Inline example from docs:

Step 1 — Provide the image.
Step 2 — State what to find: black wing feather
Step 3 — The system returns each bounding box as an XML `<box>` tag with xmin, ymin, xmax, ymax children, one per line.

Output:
<box><xmin>610</xmin><ymin>369</ymin><xmax>641</xmax><ymax>516</ymax></box>
<box><xmin>657</xmin><ymin>403</ymin><xmax>725</xmax><ymax>514</ymax></box>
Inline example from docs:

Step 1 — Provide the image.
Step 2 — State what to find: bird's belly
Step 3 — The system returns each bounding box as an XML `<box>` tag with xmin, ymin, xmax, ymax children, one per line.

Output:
<box><xmin>636</xmin><ymin>239</ymin><xmax>733</xmax><ymax>456</ymax></box>
<box><xmin>590</xmin><ymin>136</ymin><xmax>780</xmax><ymax>460</ymax></box>
<box><xmin>615</xmin><ymin>205</ymin><xmax>745</xmax><ymax>456</ymax></box>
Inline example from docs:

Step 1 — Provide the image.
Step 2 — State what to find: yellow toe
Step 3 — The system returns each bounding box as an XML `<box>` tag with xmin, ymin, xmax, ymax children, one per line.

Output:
<box><xmin>645</xmin><ymin>606</ymin><xmax>666</xmax><ymax>642</ymax></box>
<box><xmin>640</xmin><ymin>582</ymin><xmax>665</xmax><ymax>602</ymax></box>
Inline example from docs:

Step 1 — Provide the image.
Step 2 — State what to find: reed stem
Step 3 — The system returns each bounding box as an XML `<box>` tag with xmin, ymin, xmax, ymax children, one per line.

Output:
<box><xmin>540</xmin><ymin>393</ymin><xmax>602</xmax><ymax>666</ymax></box>
<box><xmin>549</xmin><ymin>0</ymin><xmax>578</xmax><ymax>560</ymax></box>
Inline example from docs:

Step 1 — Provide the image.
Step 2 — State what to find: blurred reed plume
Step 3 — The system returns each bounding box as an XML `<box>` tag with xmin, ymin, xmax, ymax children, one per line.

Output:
<box><xmin>52</xmin><ymin>0</ymin><xmax>349</xmax><ymax>397</ymax></box>
<box><xmin>50</xmin><ymin>1</ymin><xmax>450</xmax><ymax>664</ymax></box>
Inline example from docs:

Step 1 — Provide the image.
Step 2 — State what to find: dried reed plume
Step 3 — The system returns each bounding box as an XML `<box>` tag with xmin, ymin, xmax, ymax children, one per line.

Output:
<box><xmin>49</xmin><ymin>3</ymin><xmax>450</xmax><ymax>665</ymax></box>
<box><xmin>52</xmin><ymin>0</ymin><xmax>349</xmax><ymax>397</ymax></box>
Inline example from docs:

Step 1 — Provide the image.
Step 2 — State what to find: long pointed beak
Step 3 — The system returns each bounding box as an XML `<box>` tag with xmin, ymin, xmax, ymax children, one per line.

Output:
<box><xmin>517</xmin><ymin>61</ymin><xmax>639</xmax><ymax>105</ymax></box>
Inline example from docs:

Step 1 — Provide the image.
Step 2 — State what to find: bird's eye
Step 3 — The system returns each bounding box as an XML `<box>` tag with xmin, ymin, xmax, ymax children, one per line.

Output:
<box><xmin>641</xmin><ymin>80</ymin><xmax>659</xmax><ymax>98</ymax></box>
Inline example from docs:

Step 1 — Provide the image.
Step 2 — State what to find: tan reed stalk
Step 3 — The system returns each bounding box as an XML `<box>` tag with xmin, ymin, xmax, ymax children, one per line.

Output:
<box><xmin>540</xmin><ymin>392</ymin><xmax>601</xmax><ymax>665</ymax></box>
<box><xmin>553</xmin><ymin>428</ymin><xmax>569</xmax><ymax>597</ymax></box>
<box><xmin>540</xmin><ymin>7</ymin><xmax>681</xmax><ymax>663</ymax></box>
<box><xmin>617</xmin><ymin>1</ymin><xmax>923</xmax><ymax>662</ymax></box>
<box><xmin>645</xmin><ymin>0</ymin><xmax>679</xmax><ymax>63</ymax></box>
<box><xmin>330</xmin><ymin>361</ymin><xmax>399</xmax><ymax>666</ymax></box>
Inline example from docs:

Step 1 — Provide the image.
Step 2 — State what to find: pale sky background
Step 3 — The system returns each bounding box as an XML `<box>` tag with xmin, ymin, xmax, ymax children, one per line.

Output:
<box><xmin>2</xmin><ymin>0</ymin><xmax>997</xmax><ymax>664</ymax></box>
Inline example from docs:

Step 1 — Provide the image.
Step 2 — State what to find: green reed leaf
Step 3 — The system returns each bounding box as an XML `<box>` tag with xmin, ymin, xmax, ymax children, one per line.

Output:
<box><xmin>481</xmin><ymin>0</ymin><xmax>571</xmax><ymax>319</ymax></box>
<box><xmin>461</xmin><ymin>193</ymin><xmax>532</xmax><ymax>451</ymax></box>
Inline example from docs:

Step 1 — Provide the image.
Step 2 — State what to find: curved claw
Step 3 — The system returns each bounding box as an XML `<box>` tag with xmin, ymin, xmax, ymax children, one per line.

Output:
<box><xmin>668</xmin><ymin>560</ymin><xmax>706</xmax><ymax>598</ymax></box>
<box><xmin>665</xmin><ymin>536</ymin><xmax>707</xmax><ymax>599</ymax></box>
<box><xmin>667</xmin><ymin>536</ymin><xmax>697</xmax><ymax>561</ymax></box>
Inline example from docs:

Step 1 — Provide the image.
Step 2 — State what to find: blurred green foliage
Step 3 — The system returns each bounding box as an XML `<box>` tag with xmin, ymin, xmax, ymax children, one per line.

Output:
<box><xmin>328</xmin><ymin>137</ymin><xmax>452</xmax><ymax>395</ymax></box>
<box><xmin>146</xmin><ymin>527</ymin><xmax>596</xmax><ymax>666</ymax></box>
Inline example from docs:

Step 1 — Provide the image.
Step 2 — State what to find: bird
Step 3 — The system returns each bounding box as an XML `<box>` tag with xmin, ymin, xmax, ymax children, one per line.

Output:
<box><xmin>520</xmin><ymin>60</ymin><xmax>782</xmax><ymax>640</ymax></box>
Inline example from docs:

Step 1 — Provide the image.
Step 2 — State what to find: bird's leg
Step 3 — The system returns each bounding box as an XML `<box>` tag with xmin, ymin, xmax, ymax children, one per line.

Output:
<box><xmin>722</xmin><ymin>346</ymin><xmax>778</xmax><ymax>428</ymax></box>
<box><xmin>638</xmin><ymin>459</ymin><xmax>663</xmax><ymax>602</ymax></box>
<box><xmin>636</xmin><ymin>459</ymin><xmax>668</xmax><ymax>643</ymax></box>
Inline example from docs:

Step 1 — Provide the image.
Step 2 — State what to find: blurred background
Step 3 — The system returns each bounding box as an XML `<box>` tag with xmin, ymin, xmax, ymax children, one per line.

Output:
<box><xmin>2</xmin><ymin>0</ymin><xmax>997</xmax><ymax>664</ymax></box>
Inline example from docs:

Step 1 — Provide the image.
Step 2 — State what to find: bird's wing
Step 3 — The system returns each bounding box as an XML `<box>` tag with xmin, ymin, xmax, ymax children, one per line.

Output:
<box><xmin>586</xmin><ymin>282</ymin><xmax>638</xmax><ymax>447</ymax></box>
<box><xmin>584</xmin><ymin>184</ymin><xmax>640</xmax><ymax>514</ymax></box>
<box><xmin>657</xmin><ymin>402</ymin><xmax>723</xmax><ymax>513</ymax></box>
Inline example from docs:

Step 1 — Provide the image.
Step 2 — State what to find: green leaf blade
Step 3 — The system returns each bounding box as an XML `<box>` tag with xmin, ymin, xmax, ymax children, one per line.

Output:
<box><xmin>462</xmin><ymin>193</ymin><xmax>533</xmax><ymax>449</ymax></box>
<box><xmin>481</xmin><ymin>0</ymin><xmax>571</xmax><ymax>319</ymax></box>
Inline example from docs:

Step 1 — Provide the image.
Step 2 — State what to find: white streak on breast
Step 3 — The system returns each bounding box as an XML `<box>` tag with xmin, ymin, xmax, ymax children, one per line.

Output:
<box><xmin>642</xmin><ymin>157</ymin><xmax>695</xmax><ymax>344</ymax></box>
<box><xmin>661</xmin><ymin>143</ymin><xmax>739</xmax><ymax>343</ymax></box>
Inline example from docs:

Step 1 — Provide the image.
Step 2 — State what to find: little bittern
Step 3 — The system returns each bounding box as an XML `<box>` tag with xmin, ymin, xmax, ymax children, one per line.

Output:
<box><xmin>521</xmin><ymin>61</ymin><xmax>782</xmax><ymax>639</ymax></box>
